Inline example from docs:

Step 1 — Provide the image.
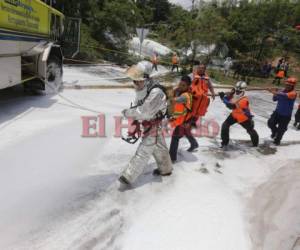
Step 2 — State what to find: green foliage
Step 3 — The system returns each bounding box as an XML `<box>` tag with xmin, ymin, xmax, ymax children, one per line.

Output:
<box><xmin>88</xmin><ymin>0</ymin><xmax>142</xmax><ymax>63</ymax></box>
<box><xmin>55</xmin><ymin>0</ymin><xmax>175</xmax><ymax>63</ymax></box>
<box><xmin>53</xmin><ymin>0</ymin><xmax>300</xmax><ymax>65</ymax></box>
<box><xmin>223</xmin><ymin>0</ymin><xmax>300</xmax><ymax>60</ymax></box>
<box><xmin>76</xmin><ymin>23</ymin><xmax>102</xmax><ymax>61</ymax></box>
<box><xmin>157</xmin><ymin>3</ymin><xmax>229</xmax><ymax>63</ymax></box>
<box><xmin>135</xmin><ymin>0</ymin><xmax>171</xmax><ymax>24</ymax></box>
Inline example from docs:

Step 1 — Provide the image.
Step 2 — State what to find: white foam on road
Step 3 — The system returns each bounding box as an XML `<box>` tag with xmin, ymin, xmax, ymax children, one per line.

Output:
<box><xmin>63</xmin><ymin>63</ymin><xmax>170</xmax><ymax>87</ymax></box>
<box><xmin>0</xmin><ymin>79</ymin><xmax>300</xmax><ymax>250</ymax></box>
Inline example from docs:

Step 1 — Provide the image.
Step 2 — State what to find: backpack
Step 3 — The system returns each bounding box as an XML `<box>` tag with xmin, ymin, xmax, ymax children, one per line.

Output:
<box><xmin>147</xmin><ymin>83</ymin><xmax>175</xmax><ymax>119</ymax></box>
<box><xmin>191</xmin><ymin>94</ymin><xmax>210</xmax><ymax>117</ymax></box>
<box><xmin>132</xmin><ymin>81</ymin><xmax>171</xmax><ymax>119</ymax></box>
<box><xmin>185</xmin><ymin>78</ymin><xmax>211</xmax><ymax>121</ymax></box>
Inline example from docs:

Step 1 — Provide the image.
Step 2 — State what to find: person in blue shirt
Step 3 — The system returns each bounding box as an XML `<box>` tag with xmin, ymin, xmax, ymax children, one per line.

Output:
<box><xmin>219</xmin><ymin>81</ymin><xmax>259</xmax><ymax>148</ymax></box>
<box><xmin>267</xmin><ymin>77</ymin><xmax>298</xmax><ymax>145</ymax></box>
<box><xmin>294</xmin><ymin>104</ymin><xmax>300</xmax><ymax>130</ymax></box>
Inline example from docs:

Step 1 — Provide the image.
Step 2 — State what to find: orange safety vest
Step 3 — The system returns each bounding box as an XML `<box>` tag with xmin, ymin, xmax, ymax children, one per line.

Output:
<box><xmin>191</xmin><ymin>74</ymin><xmax>210</xmax><ymax>95</ymax></box>
<box><xmin>170</xmin><ymin>92</ymin><xmax>193</xmax><ymax>128</ymax></box>
<box><xmin>172</xmin><ymin>55</ymin><xmax>178</xmax><ymax>65</ymax></box>
<box><xmin>152</xmin><ymin>55</ymin><xmax>158</xmax><ymax>64</ymax></box>
<box><xmin>231</xmin><ymin>96</ymin><xmax>250</xmax><ymax>123</ymax></box>
<box><xmin>185</xmin><ymin>74</ymin><xmax>211</xmax><ymax>120</ymax></box>
<box><xmin>276</xmin><ymin>70</ymin><xmax>285</xmax><ymax>78</ymax></box>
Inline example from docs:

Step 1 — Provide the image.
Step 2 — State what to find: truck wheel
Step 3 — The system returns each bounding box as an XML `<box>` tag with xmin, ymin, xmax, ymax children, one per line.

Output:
<box><xmin>46</xmin><ymin>56</ymin><xmax>63</xmax><ymax>94</ymax></box>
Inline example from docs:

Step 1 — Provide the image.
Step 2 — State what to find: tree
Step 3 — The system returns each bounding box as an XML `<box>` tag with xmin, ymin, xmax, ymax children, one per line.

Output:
<box><xmin>88</xmin><ymin>0</ymin><xmax>143</xmax><ymax>62</ymax></box>
<box><xmin>224</xmin><ymin>0</ymin><xmax>300</xmax><ymax>61</ymax></box>
<box><xmin>162</xmin><ymin>3</ymin><xmax>230</xmax><ymax>65</ymax></box>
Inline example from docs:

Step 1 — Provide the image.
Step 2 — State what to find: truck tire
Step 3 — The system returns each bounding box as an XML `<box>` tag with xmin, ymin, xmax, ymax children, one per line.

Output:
<box><xmin>45</xmin><ymin>55</ymin><xmax>63</xmax><ymax>94</ymax></box>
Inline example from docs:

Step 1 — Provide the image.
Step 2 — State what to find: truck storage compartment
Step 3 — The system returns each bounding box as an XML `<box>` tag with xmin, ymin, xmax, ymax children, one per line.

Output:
<box><xmin>0</xmin><ymin>56</ymin><xmax>21</xmax><ymax>89</ymax></box>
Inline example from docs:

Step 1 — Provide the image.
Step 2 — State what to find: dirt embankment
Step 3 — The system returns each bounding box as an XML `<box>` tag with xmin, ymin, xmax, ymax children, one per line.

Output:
<box><xmin>248</xmin><ymin>161</ymin><xmax>300</xmax><ymax>250</ymax></box>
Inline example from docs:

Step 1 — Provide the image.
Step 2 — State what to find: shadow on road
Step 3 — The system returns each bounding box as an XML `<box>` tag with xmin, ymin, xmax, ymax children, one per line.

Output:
<box><xmin>0</xmin><ymin>85</ymin><xmax>57</xmax><ymax>129</ymax></box>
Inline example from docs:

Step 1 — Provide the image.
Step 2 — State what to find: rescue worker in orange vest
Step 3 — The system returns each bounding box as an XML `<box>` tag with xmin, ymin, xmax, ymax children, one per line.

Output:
<box><xmin>294</xmin><ymin>103</ymin><xmax>300</xmax><ymax>130</ymax></box>
<box><xmin>268</xmin><ymin>77</ymin><xmax>298</xmax><ymax>144</ymax></box>
<box><xmin>219</xmin><ymin>81</ymin><xmax>259</xmax><ymax>148</ymax></box>
<box><xmin>169</xmin><ymin>75</ymin><xmax>198</xmax><ymax>162</ymax></box>
<box><xmin>151</xmin><ymin>52</ymin><xmax>159</xmax><ymax>71</ymax></box>
<box><xmin>171</xmin><ymin>53</ymin><xmax>179</xmax><ymax>72</ymax></box>
<box><xmin>272</xmin><ymin>59</ymin><xmax>285</xmax><ymax>85</ymax></box>
<box><xmin>187</xmin><ymin>64</ymin><xmax>216</xmax><ymax>126</ymax></box>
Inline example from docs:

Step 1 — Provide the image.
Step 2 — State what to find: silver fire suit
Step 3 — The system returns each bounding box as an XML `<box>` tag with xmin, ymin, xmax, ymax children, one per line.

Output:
<box><xmin>121</xmin><ymin>79</ymin><xmax>173</xmax><ymax>184</ymax></box>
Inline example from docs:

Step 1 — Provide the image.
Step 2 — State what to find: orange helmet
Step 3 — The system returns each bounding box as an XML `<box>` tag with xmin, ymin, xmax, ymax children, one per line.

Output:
<box><xmin>285</xmin><ymin>77</ymin><xmax>297</xmax><ymax>86</ymax></box>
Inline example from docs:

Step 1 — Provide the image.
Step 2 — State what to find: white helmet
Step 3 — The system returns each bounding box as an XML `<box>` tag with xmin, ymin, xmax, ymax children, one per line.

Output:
<box><xmin>126</xmin><ymin>61</ymin><xmax>153</xmax><ymax>81</ymax></box>
<box><xmin>235</xmin><ymin>81</ymin><xmax>247</xmax><ymax>92</ymax></box>
<box><xmin>138</xmin><ymin>61</ymin><xmax>153</xmax><ymax>77</ymax></box>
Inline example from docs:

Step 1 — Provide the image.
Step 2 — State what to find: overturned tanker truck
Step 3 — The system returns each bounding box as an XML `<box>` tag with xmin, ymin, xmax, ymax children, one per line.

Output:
<box><xmin>0</xmin><ymin>0</ymin><xmax>80</xmax><ymax>92</ymax></box>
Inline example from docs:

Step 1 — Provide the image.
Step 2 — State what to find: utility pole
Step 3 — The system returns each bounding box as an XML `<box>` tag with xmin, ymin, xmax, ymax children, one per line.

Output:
<box><xmin>192</xmin><ymin>0</ymin><xmax>195</xmax><ymax>11</ymax></box>
<box><xmin>136</xmin><ymin>28</ymin><xmax>149</xmax><ymax>58</ymax></box>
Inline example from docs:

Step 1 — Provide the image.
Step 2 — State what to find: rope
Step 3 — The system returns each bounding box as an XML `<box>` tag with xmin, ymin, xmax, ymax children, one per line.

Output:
<box><xmin>64</xmin><ymin>58</ymin><xmax>104</xmax><ymax>65</ymax></box>
<box><xmin>212</xmin><ymin>85</ymin><xmax>300</xmax><ymax>92</ymax></box>
<box><xmin>65</xmin><ymin>43</ymin><xmax>178</xmax><ymax>67</ymax></box>
<box><xmin>62</xmin><ymin>55</ymin><xmax>300</xmax><ymax>92</ymax></box>
<box><xmin>54</xmin><ymin>92</ymin><xmax>103</xmax><ymax>114</ymax></box>
<box><xmin>63</xmin><ymin>85</ymin><xmax>133</xmax><ymax>90</ymax></box>
<box><xmin>44</xmin><ymin>80</ymin><xmax>103</xmax><ymax>114</ymax></box>
<box><xmin>64</xmin><ymin>58</ymin><xmax>127</xmax><ymax>68</ymax></box>
<box><xmin>63</xmin><ymin>84</ymin><xmax>300</xmax><ymax>92</ymax></box>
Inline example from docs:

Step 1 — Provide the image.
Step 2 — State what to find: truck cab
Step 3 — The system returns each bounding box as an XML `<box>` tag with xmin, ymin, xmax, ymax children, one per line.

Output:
<box><xmin>0</xmin><ymin>0</ymin><xmax>80</xmax><ymax>92</ymax></box>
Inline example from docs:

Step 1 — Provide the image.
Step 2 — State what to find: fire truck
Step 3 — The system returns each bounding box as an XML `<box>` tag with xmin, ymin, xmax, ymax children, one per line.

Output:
<box><xmin>0</xmin><ymin>0</ymin><xmax>80</xmax><ymax>92</ymax></box>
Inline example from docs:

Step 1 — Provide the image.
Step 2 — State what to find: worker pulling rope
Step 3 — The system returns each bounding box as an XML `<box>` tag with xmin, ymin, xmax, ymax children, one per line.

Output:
<box><xmin>63</xmin><ymin>84</ymin><xmax>300</xmax><ymax>92</ymax></box>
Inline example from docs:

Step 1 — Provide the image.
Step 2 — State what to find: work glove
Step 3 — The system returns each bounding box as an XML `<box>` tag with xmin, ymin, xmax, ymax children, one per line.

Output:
<box><xmin>219</xmin><ymin>92</ymin><xmax>225</xmax><ymax>100</ymax></box>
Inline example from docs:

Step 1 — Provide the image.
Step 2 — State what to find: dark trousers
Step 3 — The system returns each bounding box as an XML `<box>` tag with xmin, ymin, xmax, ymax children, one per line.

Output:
<box><xmin>294</xmin><ymin>109</ymin><xmax>300</xmax><ymax>129</ymax></box>
<box><xmin>268</xmin><ymin>111</ymin><xmax>291</xmax><ymax>143</ymax></box>
<box><xmin>221</xmin><ymin>115</ymin><xmax>259</xmax><ymax>146</ymax></box>
<box><xmin>171</xmin><ymin>64</ymin><xmax>179</xmax><ymax>72</ymax></box>
<box><xmin>169</xmin><ymin>124</ymin><xmax>198</xmax><ymax>161</ymax></box>
<box><xmin>152</xmin><ymin>63</ymin><xmax>158</xmax><ymax>71</ymax></box>
<box><xmin>272</xmin><ymin>77</ymin><xmax>282</xmax><ymax>85</ymax></box>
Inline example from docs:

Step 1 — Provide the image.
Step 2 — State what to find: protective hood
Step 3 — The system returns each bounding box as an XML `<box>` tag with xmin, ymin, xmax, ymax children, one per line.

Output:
<box><xmin>126</xmin><ymin>61</ymin><xmax>153</xmax><ymax>81</ymax></box>
<box><xmin>134</xmin><ymin>78</ymin><xmax>156</xmax><ymax>103</ymax></box>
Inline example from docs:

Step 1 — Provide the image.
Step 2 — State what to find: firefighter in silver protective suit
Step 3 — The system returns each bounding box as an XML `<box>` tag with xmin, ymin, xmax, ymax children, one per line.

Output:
<box><xmin>119</xmin><ymin>62</ymin><xmax>173</xmax><ymax>185</ymax></box>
